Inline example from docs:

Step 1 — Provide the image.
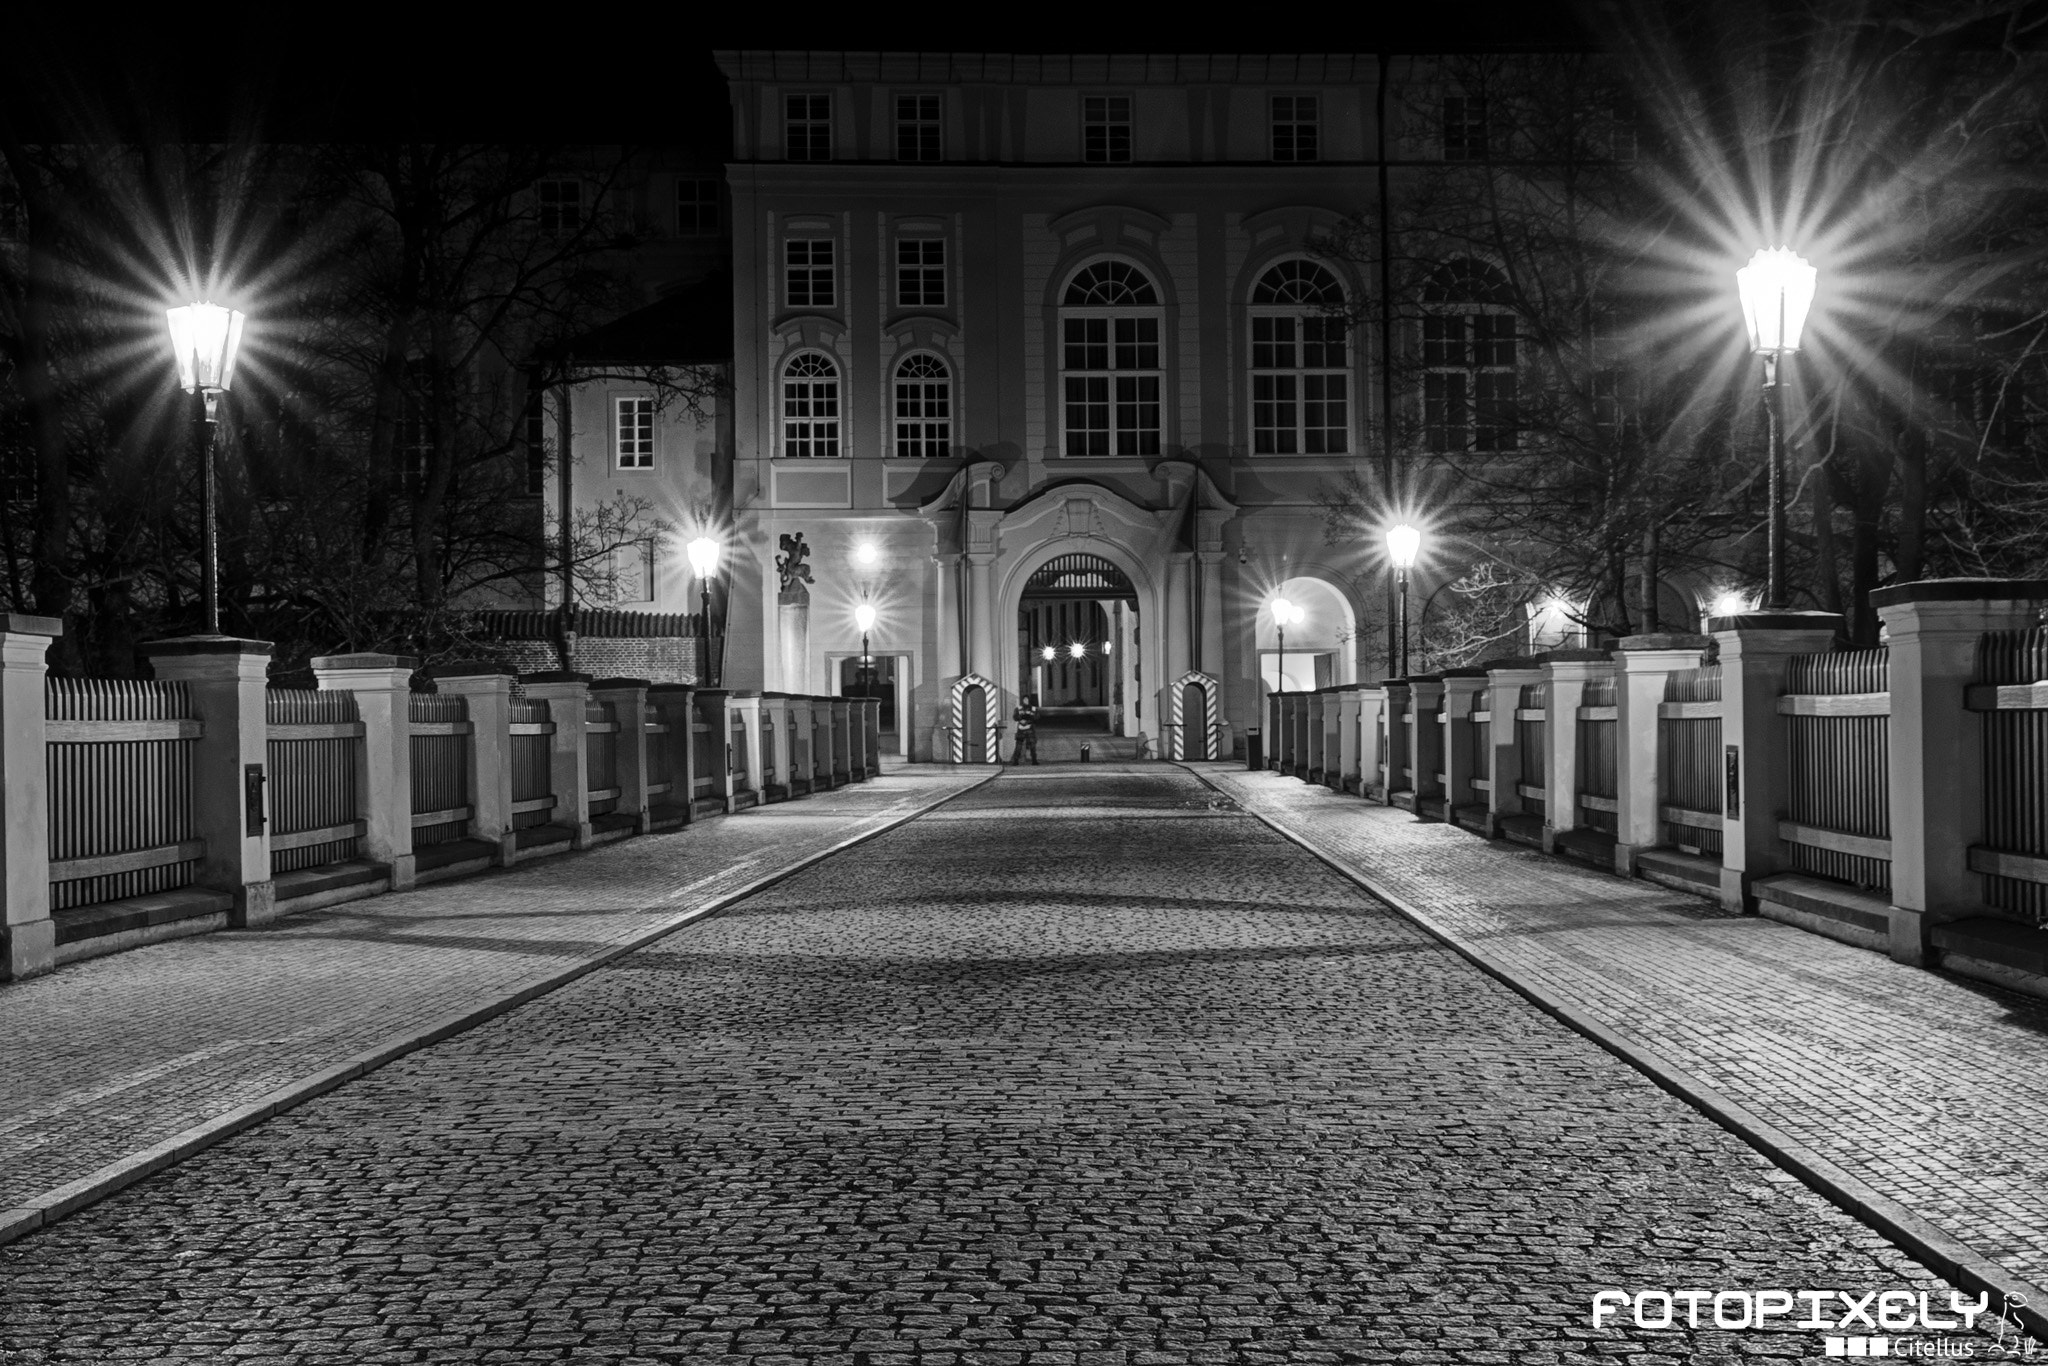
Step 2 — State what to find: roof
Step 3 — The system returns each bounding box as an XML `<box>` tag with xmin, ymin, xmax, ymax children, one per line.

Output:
<box><xmin>561</xmin><ymin>270</ymin><xmax>733</xmax><ymax>368</ymax></box>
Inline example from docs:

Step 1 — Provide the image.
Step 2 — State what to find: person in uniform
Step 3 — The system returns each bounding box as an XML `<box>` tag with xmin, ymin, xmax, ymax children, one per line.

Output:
<box><xmin>1010</xmin><ymin>695</ymin><xmax>1039</xmax><ymax>765</ymax></box>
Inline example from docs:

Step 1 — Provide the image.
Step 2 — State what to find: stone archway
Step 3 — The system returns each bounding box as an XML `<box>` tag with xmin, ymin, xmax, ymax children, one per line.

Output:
<box><xmin>995</xmin><ymin>533</ymin><xmax>1167</xmax><ymax>751</ymax></box>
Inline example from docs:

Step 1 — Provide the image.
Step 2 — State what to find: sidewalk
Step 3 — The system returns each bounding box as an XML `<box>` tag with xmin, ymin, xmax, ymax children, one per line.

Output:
<box><xmin>1190</xmin><ymin>761</ymin><xmax>2048</xmax><ymax>1323</ymax></box>
<box><xmin>0</xmin><ymin>766</ymin><xmax>993</xmax><ymax>1244</ymax></box>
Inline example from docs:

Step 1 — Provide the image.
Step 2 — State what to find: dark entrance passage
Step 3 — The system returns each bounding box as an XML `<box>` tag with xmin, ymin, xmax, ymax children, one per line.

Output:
<box><xmin>1020</xmin><ymin>553</ymin><xmax>1138</xmax><ymax>739</ymax></box>
<box><xmin>839</xmin><ymin>655</ymin><xmax>901</xmax><ymax>753</ymax></box>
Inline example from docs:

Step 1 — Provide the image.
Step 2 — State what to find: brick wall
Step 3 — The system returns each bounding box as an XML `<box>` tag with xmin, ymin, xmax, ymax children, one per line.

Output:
<box><xmin>488</xmin><ymin>637</ymin><xmax>710</xmax><ymax>684</ymax></box>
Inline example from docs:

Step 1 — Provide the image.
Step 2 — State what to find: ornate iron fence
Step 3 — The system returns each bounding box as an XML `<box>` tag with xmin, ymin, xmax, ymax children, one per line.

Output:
<box><xmin>1659</xmin><ymin>665</ymin><xmax>1723</xmax><ymax>856</ymax></box>
<box><xmin>409</xmin><ymin>692</ymin><xmax>472</xmax><ymax>848</ymax></box>
<box><xmin>1782</xmin><ymin>648</ymin><xmax>1891</xmax><ymax>891</ymax></box>
<box><xmin>46</xmin><ymin>679</ymin><xmax>203</xmax><ymax>910</ymax></box>
<box><xmin>266</xmin><ymin>689</ymin><xmax>363</xmax><ymax>875</ymax></box>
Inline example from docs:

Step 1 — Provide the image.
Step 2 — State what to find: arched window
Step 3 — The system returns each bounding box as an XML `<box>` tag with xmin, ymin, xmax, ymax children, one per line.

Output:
<box><xmin>1059</xmin><ymin>260</ymin><xmax>1163</xmax><ymax>456</ymax></box>
<box><xmin>1249</xmin><ymin>261</ymin><xmax>1349</xmax><ymax>454</ymax></box>
<box><xmin>894</xmin><ymin>353</ymin><xmax>951</xmax><ymax>457</ymax></box>
<box><xmin>1422</xmin><ymin>260</ymin><xmax>1517</xmax><ymax>452</ymax></box>
<box><xmin>782</xmin><ymin>353</ymin><xmax>841</xmax><ymax>457</ymax></box>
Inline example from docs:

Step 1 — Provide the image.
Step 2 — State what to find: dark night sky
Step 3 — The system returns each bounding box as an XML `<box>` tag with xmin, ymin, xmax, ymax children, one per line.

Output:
<box><xmin>1</xmin><ymin>3</ymin><xmax>1594</xmax><ymax>150</ymax></box>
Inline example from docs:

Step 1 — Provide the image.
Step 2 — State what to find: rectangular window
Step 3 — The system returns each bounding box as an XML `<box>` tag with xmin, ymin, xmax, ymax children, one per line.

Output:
<box><xmin>1475</xmin><ymin>371</ymin><xmax>1518</xmax><ymax>450</ymax></box>
<box><xmin>1302</xmin><ymin>374</ymin><xmax>1347</xmax><ymax>454</ymax></box>
<box><xmin>1443</xmin><ymin>96</ymin><xmax>1489</xmax><ymax>161</ymax></box>
<box><xmin>1271</xmin><ymin>95</ymin><xmax>1319</xmax><ymax>162</ymax></box>
<box><xmin>1113</xmin><ymin>317</ymin><xmax>1159</xmax><ymax>370</ymax></box>
<box><xmin>536</xmin><ymin>179</ymin><xmax>582</xmax><ymax>235</ymax></box>
<box><xmin>676</xmin><ymin>178</ymin><xmax>720</xmax><ymax>236</ymax></box>
<box><xmin>1114</xmin><ymin>376</ymin><xmax>1161</xmax><ymax>455</ymax></box>
<box><xmin>1303</xmin><ymin>316</ymin><xmax>1346</xmax><ymax>369</ymax></box>
<box><xmin>1253</xmin><ymin>374</ymin><xmax>1299</xmax><ymax>454</ymax></box>
<box><xmin>614</xmin><ymin>396</ymin><xmax>655</xmax><ymax>468</ymax></box>
<box><xmin>1064</xmin><ymin>376</ymin><xmax>1111</xmax><ymax>455</ymax></box>
<box><xmin>786</xmin><ymin>94</ymin><xmax>832</xmax><ymax>161</ymax></box>
<box><xmin>1472</xmin><ymin>314</ymin><xmax>1516</xmax><ymax>367</ymax></box>
<box><xmin>1253</xmin><ymin>316</ymin><xmax>1297</xmax><ymax>369</ymax></box>
<box><xmin>1425</xmin><ymin>371</ymin><xmax>1468</xmax><ymax>453</ymax></box>
<box><xmin>896</xmin><ymin>94</ymin><xmax>942</xmax><ymax>161</ymax></box>
<box><xmin>897</xmin><ymin>239</ymin><xmax>946</xmax><ymax>307</ymax></box>
<box><xmin>786</xmin><ymin>239</ymin><xmax>836</xmax><ymax>309</ymax></box>
<box><xmin>1083</xmin><ymin>95</ymin><xmax>1133</xmax><ymax>163</ymax></box>
<box><xmin>1423</xmin><ymin>315</ymin><xmax>1467</xmax><ymax>366</ymax></box>
<box><xmin>1064</xmin><ymin>317</ymin><xmax>1109</xmax><ymax>370</ymax></box>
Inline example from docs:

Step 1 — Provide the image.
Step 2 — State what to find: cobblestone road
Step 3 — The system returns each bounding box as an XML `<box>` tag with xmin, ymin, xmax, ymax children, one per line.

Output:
<box><xmin>1189</xmin><ymin>762</ymin><xmax>2048</xmax><ymax>1303</ymax></box>
<box><xmin>0</xmin><ymin>767</ymin><xmax>2008</xmax><ymax>1363</ymax></box>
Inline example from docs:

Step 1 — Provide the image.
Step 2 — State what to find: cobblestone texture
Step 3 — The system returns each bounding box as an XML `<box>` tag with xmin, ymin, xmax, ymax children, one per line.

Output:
<box><xmin>0</xmin><ymin>769</ymin><xmax>987</xmax><ymax>1217</ymax></box>
<box><xmin>1191</xmin><ymin>762</ymin><xmax>2048</xmax><ymax>1296</ymax></box>
<box><xmin>0</xmin><ymin>765</ymin><xmax>2009</xmax><ymax>1362</ymax></box>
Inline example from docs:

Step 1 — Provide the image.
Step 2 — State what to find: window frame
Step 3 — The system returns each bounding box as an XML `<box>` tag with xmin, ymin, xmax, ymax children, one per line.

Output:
<box><xmin>675</xmin><ymin>177</ymin><xmax>720</xmax><ymax>237</ymax></box>
<box><xmin>784</xmin><ymin>93</ymin><xmax>833</xmax><ymax>162</ymax></box>
<box><xmin>1058</xmin><ymin>260</ymin><xmax>1165</xmax><ymax>457</ymax></box>
<box><xmin>781</xmin><ymin>351</ymin><xmax>844</xmax><ymax>458</ymax></box>
<box><xmin>895</xmin><ymin>93</ymin><xmax>943</xmax><ymax>162</ymax></box>
<box><xmin>1442</xmin><ymin>95</ymin><xmax>1490</xmax><ymax>162</ymax></box>
<box><xmin>1247</xmin><ymin>260</ymin><xmax>1351</xmax><ymax>456</ymax></box>
<box><xmin>1270</xmin><ymin>94</ymin><xmax>1320</xmax><ymax>163</ymax></box>
<box><xmin>613</xmin><ymin>394</ymin><xmax>656</xmax><ymax>470</ymax></box>
<box><xmin>892</xmin><ymin>352</ymin><xmax>953</xmax><ymax>458</ymax></box>
<box><xmin>895</xmin><ymin>237</ymin><xmax>947</xmax><ymax>309</ymax></box>
<box><xmin>784</xmin><ymin>237</ymin><xmax>837</xmax><ymax>311</ymax></box>
<box><xmin>1082</xmin><ymin>94</ymin><xmax>1134</xmax><ymax>164</ymax></box>
<box><xmin>535</xmin><ymin>178</ymin><xmax>583</xmax><ymax>236</ymax></box>
<box><xmin>1421</xmin><ymin>261</ymin><xmax>1519</xmax><ymax>454</ymax></box>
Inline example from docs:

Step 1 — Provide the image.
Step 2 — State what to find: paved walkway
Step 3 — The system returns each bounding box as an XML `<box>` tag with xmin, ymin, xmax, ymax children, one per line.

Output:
<box><xmin>0</xmin><ymin>768</ymin><xmax>992</xmax><ymax>1238</ymax></box>
<box><xmin>1189</xmin><ymin>762</ymin><xmax>2048</xmax><ymax>1315</ymax></box>
<box><xmin>0</xmin><ymin>766</ymin><xmax>2004</xmax><ymax>1363</ymax></box>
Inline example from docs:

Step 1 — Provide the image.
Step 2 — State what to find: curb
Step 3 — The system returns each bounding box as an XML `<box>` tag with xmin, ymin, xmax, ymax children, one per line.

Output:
<box><xmin>1179</xmin><ymin>762</ymin><xmax>2048</xmax><ymax>1342</ymax></box>
<box><xmin>0</xmin><ymin>770</ymin><xmax>998</xmax><ymax>1251</ymax></box>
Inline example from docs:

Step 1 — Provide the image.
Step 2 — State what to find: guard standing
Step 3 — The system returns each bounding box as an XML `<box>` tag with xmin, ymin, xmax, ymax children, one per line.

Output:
<box><xmin>1010</xmin><ymin>695</ymin><xmax>1040</xmax><ymax>765</ymax></box>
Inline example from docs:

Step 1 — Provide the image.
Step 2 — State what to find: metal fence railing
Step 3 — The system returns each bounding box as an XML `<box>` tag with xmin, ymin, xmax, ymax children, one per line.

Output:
<box><xmin>509</xmin><ymin>696</ymin><xmax>555</xmax><ymax>831</ymax></box>
<box><xmin>266</xmin><ymin>689</ymin><xmax>364</xmax><ymax>875</ymax></box>
<box><xmin>1782</xmin><ymin>647</ymin><xmax>1891</xmax><ymax>891</ymax></box>
<box><xmin>585</xmin><ymin>698</ymin><xmax>619</xmax><ymax>819</ymax></box>
<box><xmin>1976</xmin><ymin>627</ymin><xmax>2048</xmax><ymax>923</ymax></box>
<box><xmin>408</xmin><ymin>692</ymin><xmax>471</xmax><ymax>848</ymax></box>
<box><xmin>1577</xmin><ymin>674</ymin><xmax>1619</xmax><ymax>835</ymax></box>
<box><xmin>1659</xmin><ymin>664</ymin><xmax>1723</xmax><ymax>857</ymax></box>
<box><xmin>46</xmin><ymin>679</ymin><xmax>203</xmax><ymax>911</ymax></box>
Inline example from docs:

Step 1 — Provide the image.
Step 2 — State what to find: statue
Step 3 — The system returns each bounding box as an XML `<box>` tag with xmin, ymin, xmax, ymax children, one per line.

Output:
<box><xmin>776</xmin><ymin>531</ymin><xmax>815</xmax><ymax>605</ymax></box>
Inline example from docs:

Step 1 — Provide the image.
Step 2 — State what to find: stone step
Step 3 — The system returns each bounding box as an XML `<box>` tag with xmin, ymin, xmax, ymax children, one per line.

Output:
<box><xmin>1931</xmin><ymin>916</ymin><xmax>2048</xmax><ymax>1001</ymax></box>
<box><xmin>1753</xmin><ymin>873</ymin><xmax>1890</xmax><ymax>953</ymax></box>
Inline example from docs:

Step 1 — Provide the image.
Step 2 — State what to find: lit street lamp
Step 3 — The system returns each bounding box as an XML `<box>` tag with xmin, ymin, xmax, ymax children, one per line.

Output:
<box><xmin>687</xmin><ymin>536</ymin><xmax>722</xmax><ymax>687</ymax></box>
<box><xmin>1736</xmin><ymin>247</ymin><xmax>1817</xmax><ymax>612</ymax></box>
<box><xmin>165</xmin><ymin>301</ymin><xmax>247</xmax><ymax>635</ymax></box>
<box><xmin>1069</xmin><ymin>641</ymin><xmax>1086</xmax><ymax>659</ymax></box>
<box><xmin>854</xmin><ymin>602</ymin><xmax>876</xmax><ymax>698</ymax></box>
<box><xmin>1270</xmin><ymin>596</ymin><xmax>1303</xmax><ymax>693</ymax></box>
<box><xmin>1386</xmin><ymin>523</ymin><xmax>1422</xmax><ymax>678</ymax></box>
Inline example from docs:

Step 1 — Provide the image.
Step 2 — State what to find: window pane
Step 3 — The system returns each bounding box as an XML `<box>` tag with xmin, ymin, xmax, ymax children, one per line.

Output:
<box><xmin>1065</xmin><ymin>376</ymin><xmax>1110</xmax><ymax>455</ymax></box>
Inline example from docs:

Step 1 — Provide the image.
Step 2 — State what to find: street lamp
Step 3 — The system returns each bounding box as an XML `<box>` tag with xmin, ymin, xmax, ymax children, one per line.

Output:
<box><xmin>687</xmin><ymin>536</ymin><xmax>722</xmax><ymax>686</ymax></box>
<box><xmin>1069</xmin><ymin>641</ymin><xmax>1086</xmax><ymax>659</ymax></box>
<box><xmin>1270</xmin><ymin>596</ymin><xmax>1302</xmax><ymax>693</ymax></box>
<box><xmin>164</xmin><ymin>301</ymin><xmax>247</xmax><ymax>635</ymax></box>
<box><xmin>1385</xmin><ymin>523</ymin><xmax>1422</xmax><ymax>678</ymax></box>
<box><xmin>854</xmin><ymin>602</ymin><xmax>876</xmax><ymax>698</ymax></box>
<box><xmin>1735</xmin><ymin>247</ymin><xmax>1817</xmax><ymax>611</ymax></box>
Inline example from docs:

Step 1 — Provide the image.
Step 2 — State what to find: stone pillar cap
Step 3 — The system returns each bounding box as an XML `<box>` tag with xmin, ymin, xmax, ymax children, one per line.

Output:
<box><xmin>2</xmin><ymin>613</ymin><xmax>63</xmax><ymax>637</ymax></box>
<box><xmin>1870</xmin><ymin>577</ymin><xmax>2048</xmax><ymax>607</ymax></box>
<box><xmin>1707</xmin><ymin>610</ymin><xmax>1843</xmax><ymax>633</ymax></box>
<box><xmin>1618</xmin><ymin>633</ymin><xmax>1710</xmax><ymax>651</ymax></box>
<box><xmin>141</xmin><ymin>634</ymin><xmax>274</xmax><ymax>657</ymax></box>
<box><xmin>311</xmin><ymin>653</ymin><xmax>420</xmax><ymax>671</ymax></box>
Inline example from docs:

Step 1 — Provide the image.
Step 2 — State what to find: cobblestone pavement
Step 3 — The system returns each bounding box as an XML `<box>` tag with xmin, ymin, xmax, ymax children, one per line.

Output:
<box><xmin>1190</xmin><ymin>762</ymin><xmax>2048</xmax><ymax>1299</ymax></box>
<box><xmin>1</xmin><ymin>765</ymin><xmax>2014</xmax><ymax>1363</ymax></box>
<box><xmin>0</xmin><ymin>769</ymin><xmax>989</xmax><ymax>1223</ymax></box>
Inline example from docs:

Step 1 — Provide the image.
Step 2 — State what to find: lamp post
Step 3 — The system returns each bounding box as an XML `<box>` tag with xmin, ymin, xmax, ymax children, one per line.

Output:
<box><xmin>854</xmin><ymin>602</ymin><xmax>876</xmax><ymax>698</ymax></box>
<box><xmin>687</xmin><ymin>536</ymin><xmax>722</xmax><ymax>687</ymax></box>
<box><xmin>1385</xmin><ymin>523</ymin><xmax>1421</xmax><ymax>678</ymax></box>
<box><xmin>1270</xmin><ymin>596</ymin><xmax>1301</xmax><ymax>693</ymax></box>
<box><xmin>1736</xmin><ymin>247</ymin><xmax>1817</xmax><ymax>612</ymax></box>
<box><xmin>165</xmin><ymin>301</ymin><xmax>247</xmax><ymax>635</ymax></box>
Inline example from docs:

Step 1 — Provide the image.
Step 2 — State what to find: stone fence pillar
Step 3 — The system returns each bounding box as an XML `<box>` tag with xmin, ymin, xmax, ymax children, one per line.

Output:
<box><xmin>311</xmin><ymin>654</ymin><xmax>418</xmax><ymax>891</ymax></box>
<box><xmin>1439</xmin><ymin>669</ymin><xmax>1489</xmax><ymax>824</ymax></box>
<box><xmin>1613</xmin><ymin>635</ymin><xmax>1709</xmax><ymax>876</ymax></box>
<box><xmin>1481</xmin><ymin>661</ymin><xmax>1544</xmax><ymax>838</ymax></box>
<box><xmin>1541</xmin><ymin>651</ymin><xmax>1616</xmax><ymax>853</ymax></box>
<box><xmin>591</xmin><ymin>678</ymin><xmax>652</xmax><ymax>834</ymax></box>
<box><xmin>1710</xmin><ymin>612</ymin><xmax>1844</xmax><ymax>914</ymax></box>
<box><xmin>521</xmin><ymin>672</ymin><xmax>593</xmax><ymax>849</ymax></box>
<box><xmin>145</xmin><ymin>637</ymin><xmax>276</xmax><ymax>926</ymax></box>
<box><xmin>1406</xmin><ymin>676</ymin><xmax>1444</xmax><ymax>818</ymax></box>
<box><xmin>1875</xmin><ymin>579</ymin><xmax>2048</xmax><ymax>963</ymax></box>
<box><xmin>2</xmin><ymin>615</ymin><xmax>61</xmax><ymax>979</ymax></box>
<box><xmin>430</xmin><ymin>664</ymin><xmax>516</xmax><ymax>864</ymax></box>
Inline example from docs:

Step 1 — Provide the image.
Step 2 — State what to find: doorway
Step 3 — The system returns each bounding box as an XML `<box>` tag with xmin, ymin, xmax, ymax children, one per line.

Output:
<box><xmin>839</xmin><ymin>655</ymin><xmax>901</xmax><ymax>754</ymax></box>
<box><xmin>1018</xmin><ymin>553</ymin><xmax>1139</xmax><ymax>737</ymax></box>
